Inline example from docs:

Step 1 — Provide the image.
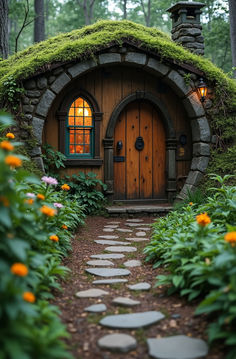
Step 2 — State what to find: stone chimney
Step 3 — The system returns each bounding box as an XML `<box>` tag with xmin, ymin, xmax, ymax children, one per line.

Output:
<box><xmin>167</xmin><ymin>1</ymin><xmax>205</xmax><ymax>56</ymax></box>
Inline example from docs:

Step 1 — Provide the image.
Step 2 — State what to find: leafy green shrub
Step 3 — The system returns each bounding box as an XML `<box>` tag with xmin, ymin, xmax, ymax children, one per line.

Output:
<box><xmin>0</xmin><ymin>113</ymin><xmax>86</xmax><ymax>359</ymax></box>
<box><xmin>41</xmin><ymin>144</ymin><xmax>66</xmax><ymax>173</ymax></box>
<box><xmin>144</xmin><ymin>174</ymin><xmax>236</xmax><ymax>358</ymax></box>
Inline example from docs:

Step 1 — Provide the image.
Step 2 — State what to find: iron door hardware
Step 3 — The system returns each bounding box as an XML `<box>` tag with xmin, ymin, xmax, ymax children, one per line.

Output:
<box><xmin>135</xmin><ymin>136</ymin><xmax>144</xmax><ymax>151</ymax></box>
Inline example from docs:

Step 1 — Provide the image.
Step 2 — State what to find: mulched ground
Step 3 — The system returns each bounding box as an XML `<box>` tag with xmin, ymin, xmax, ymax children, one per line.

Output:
<box><xmin>53</xmin><ymin>216</ymin><xmax>225</xmax><ymax>359</ymax></box>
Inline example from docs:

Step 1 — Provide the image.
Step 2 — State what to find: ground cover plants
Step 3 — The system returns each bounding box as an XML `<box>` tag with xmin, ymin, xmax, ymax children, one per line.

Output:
<box><xmin>0</xmin><ymin>113</ymin><xmax>85</xmax><ymax>359</ymax></box>
<box><xmin>144</xmin><ymin>174</ymin><xmax>236</xmax><ymax>359</ymax></box>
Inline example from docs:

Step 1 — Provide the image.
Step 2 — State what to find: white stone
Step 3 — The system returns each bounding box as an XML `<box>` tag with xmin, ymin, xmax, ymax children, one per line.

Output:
<box><xmin>135</xmin><ymin>231</ymin><xmax>146</xmax><ymax>237</ymax></box>
<box><xmin>117</xmin><ymin>228</ymin><xmax>133</xmax><ymax>233</ymax></box>
<box><xmin>75</xmin><ymin>288</ymin><xmax>109</xmax><ymax>298</ymax></box>
<box><xmin>85</xmin><ymin>267</ymin><xmax>130</xmax><ymax>277</ymax></box>
<box><xmin>94</xmin><ymin>240</ymin><xmax>130</xmax><ymax>246</ymax></box>
<box><xmin>105</xmin><ymin>246</ymin><xmax>137</xmax><ymax>253</ymax></box>
<box><xmin>107</xmin><ymin>221</ymin><xmax>120</xmax><ymax>224</ymax></box>
<box><xmin>98</xmin><ymin>235</ymin><xmax>119</xmax><ymax>239</ymax></box>
<box><xmin>123</xmin><ymin>260</ymin><xmax>142</xmax><ymax>267</ymax></box>
<box><xmin>112</xmin><ymin>297</ymin><xmax>140</xmax><ymax>307</ymax></box>
<box><xmin>126</xmin><ymin>237</ymin><xmax>149</xmax><ymax>242</ymax></box>
<box><xmin>85</xmin><ymin>304</ymin><xmax>107</xmax><ymax>313</ymax></box>
<box><xmin>136</xmin><ymin>227</ymin><xmax>151</xmax><ymax>231</ymax></box>
<box><xmin>93</xmin><ymin>279</ymin><xmax>128</xmax><ymax>285</ymax></box>
<box><xmin>126</xmin><ymin>219</ymin><xmax>144</xmax><ymax>222</ymax></box>
<box><xmin>103</xmin><ymin>228</ymin><xmax>114</xmax><ymax>232</ymax></box>
<box><xmin>100</xmin><ymin>311</ymin><xmax>165</xmax><ymax>329</ymax></box>
<box><xmin>104</xmin><ymin>225</ymin><xmax>119</xmax><ymax>228</ymax></box>
<box><xmin>86</xmin><ymin>260</ymin><xmax>114</xmax><ymax>266</ymax></box>
<box><xmin>90</xmin><ymin>253</ymin><xmax>125</xmax><ymax>260</ymax></box>
<box><xmin>128</xmin><ymin>282</ymin><xmax>151</xmax><ymax>291</ymax></box>
<box><xmin>97</xmin><ymin>333</ymin><xmax>137</xmax><ymax>353</ymax></box>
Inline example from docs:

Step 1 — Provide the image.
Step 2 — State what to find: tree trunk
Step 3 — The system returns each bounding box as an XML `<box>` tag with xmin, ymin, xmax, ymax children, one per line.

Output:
<box><xmin>34</xmin><ymin>0</ymin><xmax>45</xmax><ymax>43</ymax></box>
<box><xmin>140</xmin><ymin>0</ymin><xmax>151</xmax><ymax>27</ymax></box>
<box><xmin>123</xmin><ymin>0</ymin><xmax>127</xmax><ymax>19</ymax></box>
<box><xmin>228</xmin><ymin>0</ymin><xmax>236</xmax><ymax>78</ymax></box>
<box><xmin>77</xmin><ymin>0</ymin><xmax>96</xmax><ymax>25</ymax></box>
<box><xmin>0</xmin><ymin>0</ymin><xmax>9</xmax><ymax>59</ymax></box>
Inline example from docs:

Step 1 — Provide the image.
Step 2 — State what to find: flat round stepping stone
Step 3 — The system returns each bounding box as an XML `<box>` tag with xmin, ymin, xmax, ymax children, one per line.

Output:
<box><xmin>98</xmin><ymin>333</ymin><xmax>137</xmax><ymax>353</ymax></box>
<box><xmin>98</xmin><ymin>235</ymin><xmax>119</xmax><ymax>239</ymax></box>
<box><xmin>75</xmin><ymin>288</ymin><xmax>109</xmax><ymax>298</ymax></box>
<box><xmin>103</xmin><ymin>228</ymin><xmax>114</xmax><ymax>232</ymax></box>
<box><xmin>107</xmin><ymin>221</ymin><xmax>120</xmax><ymax>224</ymax></box>
<box><xmin>86</xmin><ymin>259</ymin><xmax>114</xmax><ymax>266</ymax></box>
<box><xmin>95</xmin><ymin>240</ymin><xmax>130</xmax><ymax>246</ymax></box>
<box><xmin>90</xmin><ymin>253</ymin><xmax>125</xmax><ymax>259</ymax></box>
<box><xmin>104</xmin><ymin>225</ymin><xmax>119</xmax><ymax>228</ymax></box>
<box><xmin>128</xmin><ymin>282</ymin><xmax>151</xmax><ymax>290</ymax></box>
<box><xmin>123</xmin><ymin>260</ymin><xmax>142</xmax><ymax>267</ymax></box>
<box><xmin>85</xmin><ymin>304</ymin><xmax>107</xmax><ymax>313</ymax></box>
<box><xmin>105</xmin><ymin>246</ymin><xmax>137</xmax><ymax>253</ymax></box>
<box><xmin>137</xmin><ymin>227</ymin><xmax>151</xmax><ymax>231</ymax></box>
<box><xmin>116</xmin><ymin>228</ymin><xmax>133</xmax><ymax>233</ymax></box>
<box><xmin>93</xmin><ymin>278</ymin><xmax>128</xmax><ymax>285</ymax></box>
<box><xmin>135</xmin><ymin>231</ymin><xmax>146</xmax><ymax>237</ymax></box>
<box><xmin>86</xmin><ymin>267</ymin><xmax>130</xmax><ymax>277</ymax></box>
<box><xmin>100</xmin><ymin>311</ymin><xmax>165</xmax><ymax>329</ymax></box>
<box><xmin>112</xmin><ymin>297</ymin><xmax>140</xmax><ymax>307</ymax></box>
<box><xmin>147</xmin><ymin>335</ymin><xmax>209</xmax><ymax>359</ymax></box>
<box><xmin>126</xmin><ymin>237</ymin><xmax>149</xmax><ymax>242</ymax></box>
<box><xmin>126</xmin><ymin>219</ymin><xmax>144</xmax><ymax>222</ymax></box>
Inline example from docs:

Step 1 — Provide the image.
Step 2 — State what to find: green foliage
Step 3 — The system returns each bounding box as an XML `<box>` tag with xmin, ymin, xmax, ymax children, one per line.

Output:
<box><xmin>0</xmin><ymin>113</ymin><xmax>86</xmax><ymax>359</ymax></box>
<box><xmin>144</xmin><ymin>174</ymin><xmax>236</xmax><ymax>358</ymax></box>
<box><xmin>42</xmin><ymin>144</ymin><xmax>66</xmax><ymax>173</ymax></box>
<box><xmin>2</xmin><ymin>75</ymin><xmax>24</xmax><ymax>111</ymax></box>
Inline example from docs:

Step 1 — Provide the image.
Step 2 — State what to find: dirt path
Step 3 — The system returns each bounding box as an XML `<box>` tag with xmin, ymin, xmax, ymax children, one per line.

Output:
<box><xmin>53</xmin><ymin>216</ymin><xmax>224</xmax><ymax>359</ymax></box>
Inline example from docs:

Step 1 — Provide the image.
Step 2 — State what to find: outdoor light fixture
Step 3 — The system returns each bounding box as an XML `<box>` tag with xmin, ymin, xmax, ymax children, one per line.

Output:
<box><xmin>197</xmin><ymin>78</ymin><xmax>207</xmax><ymax>102</ymax></box>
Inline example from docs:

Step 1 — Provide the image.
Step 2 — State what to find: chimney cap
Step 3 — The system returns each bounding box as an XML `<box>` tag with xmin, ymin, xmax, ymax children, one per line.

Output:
<box><xmin>167</xmin><ymin>1</ymin><xmax>205</xmax><ymax>14</ymax></box>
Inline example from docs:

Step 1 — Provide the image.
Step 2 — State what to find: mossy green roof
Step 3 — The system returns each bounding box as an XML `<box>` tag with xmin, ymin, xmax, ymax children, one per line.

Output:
<box><xmin>0</xmin><ymin>19</ymin><xmax>236</xmax><ymax>108</ymax></box>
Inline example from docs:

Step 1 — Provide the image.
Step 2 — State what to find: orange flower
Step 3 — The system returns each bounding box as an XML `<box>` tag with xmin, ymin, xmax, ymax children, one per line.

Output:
<box><xmin>49</xmin><ymin>235</ymin><xmax>59</xmax><ymax>242</ymax></box>
<box><xmin>61</xmin><ymin>183</ymin><xmax>70</xmax><ymax>191</ymax></box>
<box><xmin>37</xmin><ymin>193</ymin><xmax>45</xmax><ymax>200</ymax></box>
<box><xmin>40</xmin><ymin>205</ymin><xmax>56</xmax><ymax>217</ymax></box>
<box><xmin>62</xmin><ymin>224</ymin><xmax>68</xmax><ymax>230</ymax></box>
<box><xmin>224</xmin><ymin>232</ymin><xmax>236</xmax><ymax>247</ymax></box>
<box><xmin>0</xmin><ymin>141</ymin><xmax>14</xmax><ymax>151</ymax></box>
<box><xmin>23</xmin><ymin>291</ymin><xmax>36</xmax><ymax>303</ymax></box>
<box><xmin>0</xmin><ymin>196</ymin><xmax>10</xmax><ymax>207</ymax></box>
<box><xmin>189</xmin><ymin>202</ymin><xmax>193</xmax><ymax>206</ymax></box>
<box><xmin>196</xmin><ymin>213</ymin><xmax>211</xmax><ymax>227</ymax></box>
<box><xmin>6</xmin><ymin>132</ymin><xmax>15</xmax><ymax>139</ymax></box>
<box><xmin>11</xmin><ymin>263</ymin><xmax>28</xmax><ymax>276</ymax></box>
<box><xmin>25</xmin><ymin>198</ymin><xmax>34</xmax><ymax>205</ymax></box>
<box><xmin>5</xmin><ymin>155</ymin><xmax>22</xmax><ymax>168</ymax></box>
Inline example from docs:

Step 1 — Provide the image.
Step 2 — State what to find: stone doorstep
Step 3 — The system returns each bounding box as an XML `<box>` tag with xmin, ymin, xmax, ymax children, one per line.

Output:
<box><xmin>106</xmin><ymin>205</ymin><xmax>172</xmax><ymax>214</ymax></box>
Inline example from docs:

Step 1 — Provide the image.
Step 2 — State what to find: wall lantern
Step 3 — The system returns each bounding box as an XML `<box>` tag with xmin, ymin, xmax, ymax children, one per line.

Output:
<box><xmin>197</xmin><ymin>78</ymin><xmax>207</xmax><ymax>102</ymax></box>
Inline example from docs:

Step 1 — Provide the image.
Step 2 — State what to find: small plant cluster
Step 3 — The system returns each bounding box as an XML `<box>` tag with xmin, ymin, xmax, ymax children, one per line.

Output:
<box><xmin>144</xmin><ymin>174</ymin><xmax>236</xmax><ymax>359</ymax></box>
<box><xmin>42</xmin><ymin>144</ymin><xmax>107</xmax><ymax>215</ymax></box>
<box><xmin>0</xmin><ymin>114</ymin><xmax>85</xmax><ymax>359</ymax></box>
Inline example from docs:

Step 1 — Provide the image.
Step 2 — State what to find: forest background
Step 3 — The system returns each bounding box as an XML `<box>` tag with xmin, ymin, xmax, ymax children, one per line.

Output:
<box><xmin>0</xmin><ymin>0</ymin><xmax>235</xmax><ymax>77</ymax></box>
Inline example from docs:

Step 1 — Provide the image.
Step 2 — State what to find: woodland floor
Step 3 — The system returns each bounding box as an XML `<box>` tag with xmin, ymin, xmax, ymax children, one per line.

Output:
<box><xmin>53</xmin><ymin>216</ymin><xmax>225</xmax><ymax>359</ymax></box>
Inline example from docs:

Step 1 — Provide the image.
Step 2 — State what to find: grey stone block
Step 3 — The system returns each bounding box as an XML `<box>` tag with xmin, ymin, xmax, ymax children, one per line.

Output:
<box><xmin>186</xmin><ymin>170</ymin><xmax>203</xmax><ymax>186</ymax></box>
<box><xmin>23</xmin><ymin>105</ymin><xmax>35</xmax><ymax>113</ymax></box>
<box><xmin>37</xmin><ymin>77</ymin><xmax>47</xmax><ymax>89</ymax></box>
<box><xmin>191</xmin><ymin>156</ymin><xmax>209</xmax><ymax>173</ymax></box>
<box><xmin>99</xmin><ymin>53</ymin><xmax>121</xmax><ymax>64</ymax></box>
<box><xmin>125</xmin><ymin>52</ymin><xmax>147</xmax><ymax>66</ymax></box>
<box><xmin>183</xmin><ymin>93</ymin><xmax>205</xmax><ymax>118</ymax></box>
<box><xmin>30</xmin><ymin>146</ymin><xmax>42</xmax><ymax>157</ymax></box>
<box><xmin>191</xmin><ymin>117</ymin><xmax>211</xmax><ymax>142</ymax></box>
<box><xmin>97</xmin><ymin>333</ymin><xmax>137</xmax><ymax>353</ymax></box>
<box><xmin>24</xmin><ymin>79</ymin><xmax>36</xmax><ymax>90</ymax></box>
<box><xmin>185</xmin><ymin>42</ymin><xmax>204</xmax><ymax>49</ymax></box>
<box><xmin>50</xmin><ymin>72</ymin><xmax>70</xmax><ymax>94</ymax></box>
<box><xmin>35</xmin><ymin>90</ymin><xmax>56</xmax><ymax>117</ymax></box>
<box><xmin>22</xmin><ymin>96</ymin><xmax>30</xmax><ymax>105</ymax></box>
<box><xmin>48</xmin><ymin>76</ymin><xmax>56</xmax><ymax>84</ymax></box>
<box><xmin>165</xmin><ymin>70</ymin><xmax>192</xmax><ymax>97</ymax></box>
<box><xmin>26</xmin><ymin>90</ymin><xmax>41</xmax><ymax>98</ymax></box>
<box><xmin>177</xmin><ymin>36</ymin><xmax>195</xmax><ymax>43</ymax></box>
<box><xmin>146</xmin><ymin>58</ymin><xmax>169</xmax><ymax>76</ymax></box>
<box><xmin>24</xmin><ymin>114</ymin><xmax>32</xmax><ymax>121</ymax></box>
<box><xmin>178</xmin><ymin>183</ymin><xmax>197</xmax><ymax>200</ymax></box>
<box><xmin>196</xmin><ymin>35</ymin><xmax>204</xmax><ymax>43</ymax></box>
<box><xmin>32</xmin><ymin>117</ymin><xmax>44</xmax><ymax>144</ymax></box>
<box><xmin>32</xmin><ymin>156</ymin><xmax>45</xmax><ymax>172</ymax></box>
<box><xmin>68</xmin><ymin>59</ymin><xmax>96</xmax><ymax>78</ymax></box>
<box><xmin>193</xmin><ymin>142</ymin><xmax>210</xmax><ymax>156</ymax></box>
<box><xmin>31</xmin><ymin>99</ymin><xmax>39</xmax><ymax>105</ymax></box>
<box><xmin>53</xmin><ymin>67</ymin><xmax>63</xmax><ymax>75</ymax></box>
<box><xmin>179</xmin><ymin>28</ymin><xmax>201</xmax><ymax>37</ymax></box>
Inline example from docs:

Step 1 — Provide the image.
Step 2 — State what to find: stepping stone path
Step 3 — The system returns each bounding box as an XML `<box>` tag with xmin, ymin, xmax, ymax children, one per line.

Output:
<box><xmin>74</xmin><ymin>217</ymin><xmax>209</xmax><ymax>358</ymax></box>
<box><xmin>97</xmin><ymin>333</ymin><xmax>137</xmax><ymax>353</ymax></box>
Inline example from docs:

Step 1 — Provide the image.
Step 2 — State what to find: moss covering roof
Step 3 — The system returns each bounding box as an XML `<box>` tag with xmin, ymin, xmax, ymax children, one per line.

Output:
<box><xmin>0</xmin><ymin>20</ymin><xmax>236</xmax><ymax>103</ymax></box>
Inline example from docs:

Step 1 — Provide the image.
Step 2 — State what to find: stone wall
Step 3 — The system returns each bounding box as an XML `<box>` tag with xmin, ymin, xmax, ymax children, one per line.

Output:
<box><xmin>171</xmin><ymin>23</ymin><xmax>204</xmax><ymax>56</ymax></box>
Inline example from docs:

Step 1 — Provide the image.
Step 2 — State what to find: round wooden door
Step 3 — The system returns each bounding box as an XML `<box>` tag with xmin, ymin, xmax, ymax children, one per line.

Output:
<box><xmin>114</xmin><ymin>100</ymin><xmax>166</xmax><ymax>200</ymax></box>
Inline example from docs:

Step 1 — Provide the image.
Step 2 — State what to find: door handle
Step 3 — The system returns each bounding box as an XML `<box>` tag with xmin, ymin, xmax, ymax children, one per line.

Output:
<box><xmin>135</xmin><ymin>136</ymin><xmax>144</xmax><ymax>151</ymax></box>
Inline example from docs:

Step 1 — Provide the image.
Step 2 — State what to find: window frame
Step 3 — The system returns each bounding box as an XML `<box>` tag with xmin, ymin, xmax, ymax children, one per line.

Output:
<box><xmin>57</xmin><ymin>89</ymin><xmax>103</xmax><ymax>167</ymax></box>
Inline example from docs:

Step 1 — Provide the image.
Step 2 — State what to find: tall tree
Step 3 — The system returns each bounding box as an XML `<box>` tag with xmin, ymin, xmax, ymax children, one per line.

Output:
<box><xmin>0</xmin><ymin>0</ymin><xmax>9</xmax><ymax>59</ymax></box>
<box><xmin>77</xmin><ymin>0</ymin><xmax>96</xmax><ymax>25</ymax></box>
<box><xmin>139</xmin><ymin>0</ymin><xmax>151</xmax><ymax>27</ymax></box>
<box><xmin>228</xmin><ymin>0</ymin><xmax>236</xmax><ymax>78</ymax></box>
<box><xmin>123</xmin><ymin>0</ymin><xmax>127</xmax><ymax>19</ymax></box>
<box><xmin>34</xmin><ymin>0</ymin><xmax>45</xmax><ymax>42</ymax></box>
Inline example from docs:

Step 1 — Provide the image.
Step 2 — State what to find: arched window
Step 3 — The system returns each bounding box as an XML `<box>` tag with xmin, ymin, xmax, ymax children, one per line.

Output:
<box><xmin>66</xmin><ymin>97</ymin><xmax>94</xmax><ymax>158</ymax></box>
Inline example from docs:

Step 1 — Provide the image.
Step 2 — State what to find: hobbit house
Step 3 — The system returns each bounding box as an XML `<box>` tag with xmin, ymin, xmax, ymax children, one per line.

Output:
<box><xmin>1</xmin><ymin>1</ymin><xmax>235</xmax><ymax>203</ymax></box>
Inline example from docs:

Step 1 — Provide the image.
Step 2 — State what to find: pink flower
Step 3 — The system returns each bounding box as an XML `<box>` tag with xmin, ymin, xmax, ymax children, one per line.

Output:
<box><xmin>53</xmin><ymin>202</ymin><xmax>63</xmax><ymax>208</ymax></box>
<box><xmin>41</xmin><ymin>176</ymin><xmax>58</xmax><ymax>186</ymax></box>
<box><xmin>26</xmin><ymin>192</ymin><xmax>36</xmax><ymax>198</ymax></box>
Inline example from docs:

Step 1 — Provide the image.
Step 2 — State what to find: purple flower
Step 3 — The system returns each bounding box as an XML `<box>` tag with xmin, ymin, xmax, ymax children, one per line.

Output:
<box><xmin>26</xmin><ymin>192</ymin><xmax>36</xmax><ymax>198</ymax></box>
<box><xmin>53</xmin><ymin>202</ymin><xmax>63</xmax><ymax>208</ymax></box>
<box><xmin>41</xmin><ymin>176</ymin><xmax>58</xmax><ymax>186</ymax></box>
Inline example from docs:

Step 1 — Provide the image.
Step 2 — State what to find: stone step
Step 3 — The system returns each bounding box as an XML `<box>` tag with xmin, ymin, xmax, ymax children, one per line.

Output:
<box><xmin>105</xmin><ymin>246</ymin><xmax>137</xmax><ymax>253</ymax></box>
<box><xmin>93</xmin><ymin>278</ymin><xmax>128</xmax><ymax>285</ymax></box>
<box><xmin>94</xmin><ymin>240</ymin><xmax>130</xmax><ymax>246</ymax></box>
<box><xmin>86</xmin><ymin>267</ymin><xmax>130</xmax><ymax>277</ymax></box>
<box><xmin>97</xmin><ymin>333</ymin><xmax>137</xmax><ymax>353</ymax></box>
<box><xmin>75</xmin><ymin>288</ymin><xmax>109</xmax><ymax>298</ymax></box>
<box><xmin>112</xmin><ymin>297</ymin><xmax>140</xmax><ymax>307</ymax></box>
<box><xmin>86</xmin><ymin>259</ymin><xmax>114</xmax><ymax>266</ymax></box>
<box><xmin>90</xmin><ymin>253</ymin><xmax>125</xmax><ymax>260</ymax></box>
<box><xmin>100</xmin><ymin>311</ymin><xmax>165</xmax><ymax>329</ymax></box>
<box><xmin>85</xmin><ymin>304</ymin><xmax>107</xmax><ymax>313</ymax></box>
<box><xmin>106</xmin><ymin>204</ymin><xmax>172</xmax><ymax>215</ymax></box>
